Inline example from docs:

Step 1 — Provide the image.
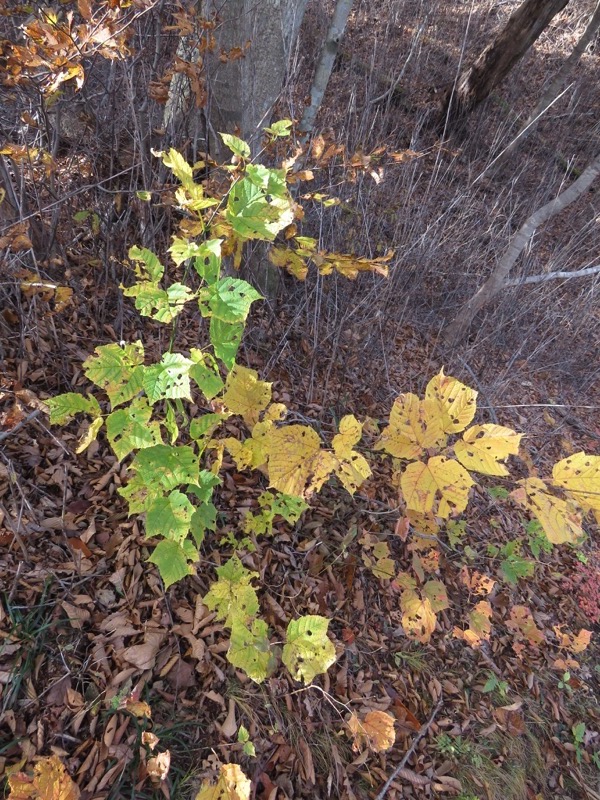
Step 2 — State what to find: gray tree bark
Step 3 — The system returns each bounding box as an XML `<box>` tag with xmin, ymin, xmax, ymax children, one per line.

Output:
<box><xmin>444</xmin><ymin>150</ymin><xmax>600</xmax><ymax>346</ymax></box>
<box><xmin>298</xmin><ymin>0</ymin><xmax>354</xmax><ymax>141</ymax></box>
<box><xmin>442</xmin><ymin>0</ymin><xmax>570</xmax><ymax>122</ymax></box>
<box><xmin>203</xmin><ymin>0</ymin><xmax>308</xmax><ymax>158</ymax></box>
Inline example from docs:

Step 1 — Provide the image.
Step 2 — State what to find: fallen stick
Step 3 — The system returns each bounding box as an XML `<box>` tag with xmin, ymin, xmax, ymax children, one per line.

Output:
<box><xmin>375</xmin><ymin>695</ymin><xmax>444</xmax><ymax>800</ymax></box>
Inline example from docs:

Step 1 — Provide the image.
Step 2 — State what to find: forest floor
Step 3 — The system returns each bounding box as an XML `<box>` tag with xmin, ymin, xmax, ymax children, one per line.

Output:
<box><xmin>1</xmin><ymin>1</ymin><xmax>600</xmax><ymax>799</ymax></box>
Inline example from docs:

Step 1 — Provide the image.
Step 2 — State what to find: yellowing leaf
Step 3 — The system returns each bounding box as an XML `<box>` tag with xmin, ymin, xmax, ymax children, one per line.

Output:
<box><xmin>348</xmin><ymin>710</ymin><xmax>396</xmax><ymax>752</ymax></box>
<box><xmin>401</xmin><ymin>456</ymin><xmax>473</xmax><ymax>519</ymax></box>
<box><xmin>512</xmin><ymin>477</ymin><xmax>584</xmax><ymax>544</ymax></box>
<box><xmin>222</xmin><ymin>365</ymin><xmax>272</xmax><ymax>427</ymax></box>
<box><xmin>455</xmin><ymin>424</ymin><xmax>522</xmax><ymax>476</ymax></box>
<box><xmin>374</xmin><ymin>393</ymin><xmax>446</xmax><ymax>458</ymax></box>
<box><xmin>425</xmin><ymin>369</ymin><xmax>477</xmax><ymax>434</ymax></box>
<box><xmin>551</xmin><ymin>452</ymin><xmax>600</xmax><ymax>522</ymax></box>
<box><xmin>282</xmin><ymin>615</ymin><xmax>337</xmax><ymax>683</ymax></box>
<box><xmin>553</xmin><ymin>625</ymin><xmax>592</xmax><ymax>654</ymax></box>
<box><xmin>507</xmin><ymin>605</ymin><xmax>544</xmax><ymax>648</ymax></box>
<box><xmin>422</xmin><ymin>579</ymin><xmax>449</xmax><ymax>612</ymax></box>
<box><xmin>399</xmin><ymin>586</ymin><xmax>437</xmax><ymax>643</ymax></box>
<box><xmin>203</xmin><ymin>556</ymin><xmax>259</xmax><ymax>627</ymax></box>
<box><xmin>332</xmin><ymin>415</ymin><xmax>363</xmax><ymax>457</ymax></box>
<box><xmin>195</xmin><ymin>763</ymin><xmax>250</xmax><ymax>800</ymax></box>
<box><xmin>7</xmin><ymin>755</ymin><xmax>80</xmax><ymax>800</ymax></box>
<box><xmin>453</xmin><ymin>600</ymin><xmax>492</xmax><ymax>649</ymax></box>
<box><xmin>331</xmin><ymin>415</ymin><xmax>371</xmax><ymax>493</ymax></box>
<box><xmin>75</xmin><ymin>416</ymin><xmax>103</xmax><ymax>454</ymax></box>
<box><xmin>267</xmin><ymin>425</ymin><xmax>336</xmax><ymax>498</ymax></box>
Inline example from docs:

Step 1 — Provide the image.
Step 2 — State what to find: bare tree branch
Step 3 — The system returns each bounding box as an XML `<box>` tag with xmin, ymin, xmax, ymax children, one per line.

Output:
<box><xmin>445</xmin><ymin>150</ymin><xmax>600</xmax><ymax>345</ymax></box>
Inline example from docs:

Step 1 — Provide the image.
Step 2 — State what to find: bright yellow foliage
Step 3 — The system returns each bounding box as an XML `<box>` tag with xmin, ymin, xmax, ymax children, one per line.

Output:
<box><xmin>401</xmin><ymin>456</ymin><xmax>473</xmax><ymax>518</ymax></box>
<box><xmin>332</xmin><ymin>415</ymin><xmax>371</xmax><ymax>494</ymax></box>
<box><xmin>552</xmin><ymin>452</ymin><xmax>600</xmax><ymax>522</ymax></box>
<box><xmin>512</xmin><ymin>477</ymin><xmax>584</xmax><ymax>544</ymax></box>
<box><xmin>267</xmin><ymin>425</ymin><xmax>336</xmax><ymax>498</ymax></box>
<box><xmin>195</xmin><ymin>764</ymin><xmax>250</xmax><ymax>800</ymax></box>
<box><xmin>425</xmin><ymin>369</ymin><xmax>477</xmax><ymax>434</ymax></box>
<box><xmin>222</xmin><ymin>364</ymin><xmax>272</xmax><ymax>427</ymax></box>
<box><xmin>374</xmin><ymin>393</ymin><xmax>446</xmax><ymax>458</ymax></box>
<box><xmin>454</xmin><ymin>424</ymin><xmax>522</xmax><ymax>476</ymax></box>
<box><xmin>7</xmin><ymin>756</ymin><xmax>80</xmax><ymax>800</ymax></box>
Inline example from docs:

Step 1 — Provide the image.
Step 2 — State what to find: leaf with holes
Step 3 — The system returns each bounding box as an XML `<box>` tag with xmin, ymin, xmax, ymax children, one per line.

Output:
<box><xmin>512</xmin><ymin>477</ymin><xmax>584</xmax><ymax>544</ymax></box>
<box><xmin>455</xmin><ymin>424</ymin><xmax>522</xmax><ymax>476</ymax></box>
<box><xmin>282</xmin><ymin>615</ymin><xmax>336</xmax><ymax>683</ymax></box>
<box><xmin>200</xmin><ymin>277</ymin><xmax>262</xmax><ymax>324</ymax></box>
<box><xmin>131</xmin><ymin>444</ymin><xmax>199</xmax><ymax>492</ymax></box>
<box><xmin>267</xmin><ymin>425</ymin><xmax>337</xmax><ymax>498</ymax></box>
<box><xmin>143</xmin><ymin>353</ymin><xmax>193</xmax><ymax>404</ymax></box>
<box><xmin>401</xmin><ymin>456</ymin><xmax>473</xmax><ymax>519</ymax></box>
<box><xmin>425</xmin><ymin>369</ymin><xmax>477</xmax><ymax>434</ymax></box>
<box><xmin>374</xmin><ymin>393</ymin><xmax>446</xmax><ymax>459</ymax></box>
<box><xmin>552</xmin><ymin>452</ymin><xmax>600</xmax><ymax>522</ymax></box>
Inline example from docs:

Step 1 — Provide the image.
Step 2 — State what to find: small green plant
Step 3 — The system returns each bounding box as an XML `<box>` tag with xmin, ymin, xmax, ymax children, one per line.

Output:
<box><xmin>435</xmin><ymin>734</ymin><xmax>482</xmax><ymax>767</ymax></box>
<box><xmin>237</xmin><ymin>725</ymin><xmax>255</xmax><ymax>757</ymax></box>
<box><xmin>526</xmin><ymin>519</ymin><xmax>553</xmax><ymax>559</ymax></box>
<box><xmin>557</xmin><ymin>671</ymin><xmax>573</xmax><ymax>695</ymax></box>
<box><xmin>482</xmin><ymin>672</ymin><xmax>509</xmax><ymax>700</ymax></box>
<box><xmin>572</xmin><ymin>722</ymin><xmax>586</xmax><ymax>764</ymax></box>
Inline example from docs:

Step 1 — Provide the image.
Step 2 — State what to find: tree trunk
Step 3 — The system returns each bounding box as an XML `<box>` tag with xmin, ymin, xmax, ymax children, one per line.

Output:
<box><xmin>442</xmin><ymin>0</ymin><xmax>570</xmax><ymax>122</ymax></box>
<box><xmin>485</xmin><ymin>0</ymin><xmax>600</xmax><ymax>173</ymax></box>
<box><xmin>444</xmin><ymin>150</ymin><xmax>600</xmax><ymax>346</ymax></box>
<box><xmin>203</xmin><ymin>0</ymin><xmax>308</xmax><ymax>158</ymax></box>
<box><xmin>298</xmin><ymin>0</ymin><xmax>354</xmax><ymax>142</ymax></box>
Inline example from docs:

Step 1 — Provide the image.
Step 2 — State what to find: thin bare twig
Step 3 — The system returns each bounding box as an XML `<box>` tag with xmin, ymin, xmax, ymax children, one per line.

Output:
<box><xmin>375</xmin><ymin>694</ymin><xmax>443</xmax><ymax>800</ymax></box>
<box><xmin>0</xmin><ymin>409</ymin><xmax>41</xmax><ymax>443</ymax></box>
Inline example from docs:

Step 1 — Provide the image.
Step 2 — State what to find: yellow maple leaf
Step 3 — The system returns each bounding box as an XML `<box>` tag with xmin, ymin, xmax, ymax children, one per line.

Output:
<box><xmin>425</xmin><ymin>369</ymin><xmax>477</xmax><ymax>434</ymax></box>
<box><xmin>401</xmin><ymin>456</ymin><xmax>473</xmax><ymax>519</ymax></box>
<box><xmin>195</xmin><ymin>763</ymin><xmax>250</xmax><ymax>800</ymax></box>
<box><xmin>347</xmin><ymin>710</ymin><xmax>396</xmax><ymax>752</ymax></box>
<box><xmin>453</xmin><ymin>600</ymin><xmax>492</xmax><ymax>649</ymax></box>
<box><xmin>222</xmin><ymin>365</ymin><xmax>272</xmax><ymax>427</ymax></box>
<box><xmin>267</xmin><ymin>425</ymin><xmax>336</xmax><ymax>498</ymax></box>
<box><xmin>507</xmin><ymin>605</ymin><xmax>544</xmax><ymax>648</ymax></box>
<box><xmin>7</xmin><ymin>755</ymin><xmax>80</xmax><ymax>800</ymax></box>
<box><xmin>454</xmin><ymin>424</ymin><xmax>522</xmax><ymax>476</ymax></box>
<box><xmin>375</xmin><ymin>393</ymin><xmax>446</xmax><ymax>458</ymax></box>
<box><xmin>551</xmin><ymin>452</ymin><xmax>600</xmax><ymax>522</ymax></box>
<box><xmin>512</xmin><ymin>477</ymin><xmax>584</xmax><ymax>544</ymax></box>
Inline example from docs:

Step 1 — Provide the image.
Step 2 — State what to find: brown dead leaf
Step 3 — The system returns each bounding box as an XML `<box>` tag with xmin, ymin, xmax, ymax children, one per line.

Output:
<box><xmin>348</xmin><ymin>710</ymin><xmax>396</xmax><ymax>753</ymax></box>
<box><xmin>147</xmin><ymin>751</ymin><xmax>171</xmax><ymax>782</ymax></box>
<box><xmin>61</xmin><ymin>602</ymin><xmax>90</xmax><ymax>630</ymax></box>
<box><xmin>122</xmin><ymin>629</ymin><xmax>164</xmax><ymax>670</ymax></box>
